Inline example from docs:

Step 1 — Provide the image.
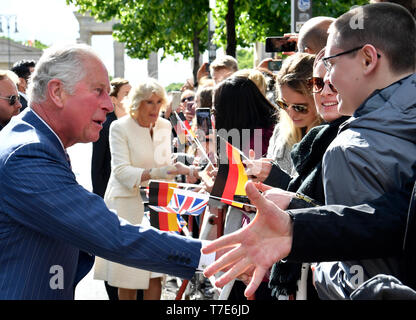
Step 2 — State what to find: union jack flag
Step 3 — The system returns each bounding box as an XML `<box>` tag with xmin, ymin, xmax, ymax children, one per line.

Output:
<box><xmin>169</xmin><ymin>189</ymin><xmax>209</xmax><ymax>216</ymax></box>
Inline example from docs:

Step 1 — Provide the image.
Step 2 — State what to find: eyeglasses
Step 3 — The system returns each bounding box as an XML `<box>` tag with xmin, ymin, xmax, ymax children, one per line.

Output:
<box><xmin>276</xmin><ymin>100</ymin><xmax>309</xmax><ymax>114</ymax></box>
<box><xmin>310</xmin><ymin>77</ymin><xmax>337</xmax><ymax>94</ymax></box>
<box><xmin>322</xmin><ymin>45</ymin><xmax>381</xmax><ymax>72</ymax></box>
<box><xmin>181</xmin><ymin>96</ymin><xmax>194</xmax><ymax>103</ymax></box>
<box><xmin>0</xmin><ymin>95</ymin><xmax>19</xmax><ymax>106</ymax></box>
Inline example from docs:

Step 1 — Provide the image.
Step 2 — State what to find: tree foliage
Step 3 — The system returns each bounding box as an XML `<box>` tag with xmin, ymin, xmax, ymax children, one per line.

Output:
<box><xmin>67</xmin><ymin>0</ymin><xmax>369</xmax><ymax>71</ymax></box>
<box><xmin>67</xmin><ymin>0</ymin><xmax>210</xmax><ymax>60</ymax></box>
<box><xmin>212</xmin><ymin>0</ymin><xmax>368</xmax><ymax>50</ymax></box>
<box><xmin>237</xmin><ymin>47</ymin><xmax>254</xmax><ymax>70</ymax></box>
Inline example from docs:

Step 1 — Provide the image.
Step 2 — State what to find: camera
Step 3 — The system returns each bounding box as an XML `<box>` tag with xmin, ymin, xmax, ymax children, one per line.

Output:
<box><xmin>265</xmin><ymin>36</ymin><xmax>297</xmax><ymax>52</ymax></box>
<box><xmin>267</xmin><ymin>60</ymin><xmax>282</xmax><ymax>71</ymax></box>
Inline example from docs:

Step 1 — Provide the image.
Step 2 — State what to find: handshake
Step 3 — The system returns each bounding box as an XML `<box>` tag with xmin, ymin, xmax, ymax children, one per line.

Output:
<box><xmin>149</xmin><ymin>162</ymin><xmax>200</xmax><ymax>180</ymax></box>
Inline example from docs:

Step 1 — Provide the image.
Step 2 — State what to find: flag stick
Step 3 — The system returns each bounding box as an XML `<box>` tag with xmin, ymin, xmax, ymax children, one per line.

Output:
<box><xmin>168</xmin><ymin>187</ymin><xmax>256</xmax><ymax>209</ymax></box>
<box><xmin>146</xmin><ymin>180</ymin><xmax>202</xmax><ymax>189</ymax></box>
<box><xmin>217</xmin><ymin>135</ymin><xmax>253</xmax><ymax>164</ymax></box>
<box><xmin>181</xmin><ymin>226</ymin><xmax>191</xmax><ymax>237</ymax></box>
<box><xmin>174</xmin><ymin>112</ymin><xmax>214</xmax><ymax>168</ymax></box>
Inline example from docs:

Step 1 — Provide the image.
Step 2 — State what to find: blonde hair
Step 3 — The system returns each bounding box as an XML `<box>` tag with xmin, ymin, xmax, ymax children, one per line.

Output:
<box><xmin>233</xmin><ymin>69</ymin><xmax>267</xmax><ymax>95</ymax></box>
<box><xmin>276</xmin><ymin>53</ymin><xmax>322</xmax><ymax>147</ymax></box>
<box><xmin>127</xmin><ymin>78</ymin><xmax>168</xmax><ymax>116</ymax></box>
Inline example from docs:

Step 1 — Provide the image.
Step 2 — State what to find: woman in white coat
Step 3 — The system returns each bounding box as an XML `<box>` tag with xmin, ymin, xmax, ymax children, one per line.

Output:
<box><xmin>94</xmin><ymin>78</ymin><xmax>195</xmax><ymax>300</ymax></box>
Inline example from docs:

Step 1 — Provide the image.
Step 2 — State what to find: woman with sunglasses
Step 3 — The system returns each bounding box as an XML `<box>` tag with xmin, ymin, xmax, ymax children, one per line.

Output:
<box><xmin>266</xmin><ymin>53</ymin><xmax>322</xmax><ymax>176</ymax></box>
<box><xmin>180</xmin><ymin>89</ymin><xmax>196</xmax><ymax>123</ymax></box>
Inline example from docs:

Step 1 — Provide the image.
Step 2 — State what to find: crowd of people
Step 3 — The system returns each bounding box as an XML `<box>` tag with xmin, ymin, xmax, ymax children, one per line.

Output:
<box><xmin>0</xmin><ymin>0</ymin><xmax>415</xmax><ymax>301</ymax></box>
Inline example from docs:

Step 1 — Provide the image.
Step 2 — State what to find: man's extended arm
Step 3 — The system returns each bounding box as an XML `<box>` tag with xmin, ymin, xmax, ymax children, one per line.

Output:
<box><xmin>286</xmin><ymin>184</ymin><xmax>411</xmax><ymax>262</ymax></box>
<box><xmin>202</xmin><ymin>180</ymin><xmax>414</xmax><ymax>297</ymax></box>
<box><xmin>2</xmin><ymin>142</ymin><xmax>203</xmax><ymax>279</ymax></box>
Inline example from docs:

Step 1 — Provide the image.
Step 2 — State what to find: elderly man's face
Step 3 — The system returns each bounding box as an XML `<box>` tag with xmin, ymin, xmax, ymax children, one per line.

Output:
<box><xmin>0</xmin><ymin>77</ymin><xmax>22</xmax><ymax>126</ymax></box>
<box><xmin>60</xmin><ymin>56</ymin><xmax>113</xmax><ymax>146</ymax></box>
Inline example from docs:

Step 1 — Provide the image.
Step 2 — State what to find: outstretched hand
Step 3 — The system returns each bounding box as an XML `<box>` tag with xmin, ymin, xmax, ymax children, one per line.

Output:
<box><xmin>202</xmin><ymin>181</ymin><xmax>294</xmax><ymax>297</ymax></box>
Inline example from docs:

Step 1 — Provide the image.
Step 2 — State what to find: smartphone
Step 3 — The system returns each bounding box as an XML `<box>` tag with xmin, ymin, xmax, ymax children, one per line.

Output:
<box><xmin>267</xmin><ymin>60</ymin><xmax>282</xmax><ymax>71</ymax></box>
<box><xmin>196</xmin><ymin>108</ymin><xmax>212</xmax><ymax>136</ymax></box>
<box><xmin>265</xmin><ymin>36</ymin><xmax>297</xmax><ymax>52</ymax></box>
<box><xmin>171</xmin><ymin>91</ymin><xmax>182</xmax><ymax>111</ymax></box>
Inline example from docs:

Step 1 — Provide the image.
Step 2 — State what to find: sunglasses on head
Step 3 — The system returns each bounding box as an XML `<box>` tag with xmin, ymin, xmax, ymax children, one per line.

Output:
<box><xmin>310</xmin><ymin>77</ymin><xmax>337</xmax><ymax>94</ymax></box>
<box><xmin>276</xmin><ymin>100</ymin><xmax>309</xmax><ymax>114</ymax></box>
<box><xmin>0</xmin><ymin>95</ymin><xmax>19</xmax><ymax>106</ymax></box>
<box><xmin>181</xmin><ymin>96</ymin><xmax>194</xmax><ymax>103</ymax></box>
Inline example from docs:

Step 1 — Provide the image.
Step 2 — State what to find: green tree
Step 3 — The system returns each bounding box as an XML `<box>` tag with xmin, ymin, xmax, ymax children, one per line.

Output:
<box><xmin>237</xmin><ymin>47</ymin><xmax>254</xmax><ymax>69</ymax></box>
<box><xmin>165</xmin><ymin>82</ymin><xmax>184</xmax><ymax>92</ymax></box>
<box><xmin>67</xmin><ymin>0</ymin><xmax>210</xmax><ymax>83</ymax></box>
<box><xmin>212</xmin><ymin>0</ymin><xmax>368</xmax><ymax>53</ymax></box>
<box><xmin>67</xmin><ymin>0</ymin><xmax>369</xmax><ymax>78</ymax></box>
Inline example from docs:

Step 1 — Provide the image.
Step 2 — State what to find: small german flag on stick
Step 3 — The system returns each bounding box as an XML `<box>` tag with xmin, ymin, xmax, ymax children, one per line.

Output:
<box><xmin>210</xmin><ymin>138</ymin><xmax>249</xmax><ymax>208</ymax></box>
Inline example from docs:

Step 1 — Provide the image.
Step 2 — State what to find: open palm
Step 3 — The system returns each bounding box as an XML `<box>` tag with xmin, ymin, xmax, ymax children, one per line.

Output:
<box><xmin>202</xmin><ymin>181</ymin><xmax>293</xmax><ymax>297</ymax></box>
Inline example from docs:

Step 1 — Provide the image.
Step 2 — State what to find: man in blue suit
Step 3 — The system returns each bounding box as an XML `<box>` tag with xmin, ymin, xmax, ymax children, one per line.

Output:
<box><xmin>0</xmin><ymin>44</ymin><xmax>213</xmax><ymax>299</ymax></box>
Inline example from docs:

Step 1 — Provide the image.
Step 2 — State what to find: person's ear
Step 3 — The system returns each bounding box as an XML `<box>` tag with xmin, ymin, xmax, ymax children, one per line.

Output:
<box><xmin>110</xmin><ymin>95</ymin><xmax>118</xmax><ymax>106</ymax></box>
<box><xmin>47</xmin><ymin>79</ymin><xmax>66</xmax><ymax>108</ymax></box>
<box><xmin>304</xmin><ymin>47</ymin><xmax>314</xmax><ymax>54</ymax></box>
<box><xmin>361</xmin><ymin>44</ymin><xmax>379</xmax><ymax>75</ymax></box>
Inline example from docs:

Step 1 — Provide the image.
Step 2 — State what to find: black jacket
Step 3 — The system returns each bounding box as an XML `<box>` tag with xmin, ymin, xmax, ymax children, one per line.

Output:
<box><xmin>266</xmin><ymin>116</ymin><xmax>349</xmax><ymax>297</ymax></box>
<box><xmin>285</xmin><ymin>178</ymin><xmax>416</xmax><ymax>291</ymax></box>
<box><xmin>91</xmin><ymin>112</ymin><xmax>117</xmax><ymax>198</ymax></box>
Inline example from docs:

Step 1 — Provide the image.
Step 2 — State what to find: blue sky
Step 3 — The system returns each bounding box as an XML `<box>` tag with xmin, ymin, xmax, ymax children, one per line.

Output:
<box><xmin>1</xmin><ymin>0</ymin><xmax>201</xmax><ymax>87</ymax></box>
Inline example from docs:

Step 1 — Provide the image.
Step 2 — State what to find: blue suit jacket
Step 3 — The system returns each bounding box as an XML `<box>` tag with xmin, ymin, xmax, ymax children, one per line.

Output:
<box><xmin>0</xmin><ymin>109</ymin><xmax>202</xmax><ymax>299</ymax></box>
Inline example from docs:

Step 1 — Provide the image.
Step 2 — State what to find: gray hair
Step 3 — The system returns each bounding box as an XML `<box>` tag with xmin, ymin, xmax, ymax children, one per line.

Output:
<box><xmin>27</xmin><ymin>43</ymin><xmax>99</xmax><ymax>104</ymax></box>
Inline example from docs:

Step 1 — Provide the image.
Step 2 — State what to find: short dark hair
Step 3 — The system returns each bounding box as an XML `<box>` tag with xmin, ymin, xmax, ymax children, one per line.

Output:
<box><xmin>110</xmin><ymin>78</ymin><xmax>129</xmax><ymax>97</ymax></box>
<box><xmin>370</xmin><ymin>0</ymin><xmax>416</xmax><ymax>18</ymax></box>
<box><xmin>11</xmin><ymin>60</ymin><xmax>36</xmax><ymax>80</ymax></box>
<box><xmin>331</xmin><ymin>3</ymin><xmax>416</xmax><ymax>74</ymax></box>
<box><xmin>298</xmin><ymin>17</ymin><xmax>335</xmax><ymax>53</ymax></box>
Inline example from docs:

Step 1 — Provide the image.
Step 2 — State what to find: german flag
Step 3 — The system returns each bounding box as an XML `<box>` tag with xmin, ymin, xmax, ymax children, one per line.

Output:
<box><xmin>148</xmin><ymin>206</ymin><xmax>181</xmax><ymax>232</ymax></box>
<box><xmin>210</xmin><ymin>140</ymin><xmax>248</xmax><ymax>208</ymax></box>
<box><xmin>148</xmin><ymin>180</ymin><xmax>178</xmax><ymax>207</ymax></box>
